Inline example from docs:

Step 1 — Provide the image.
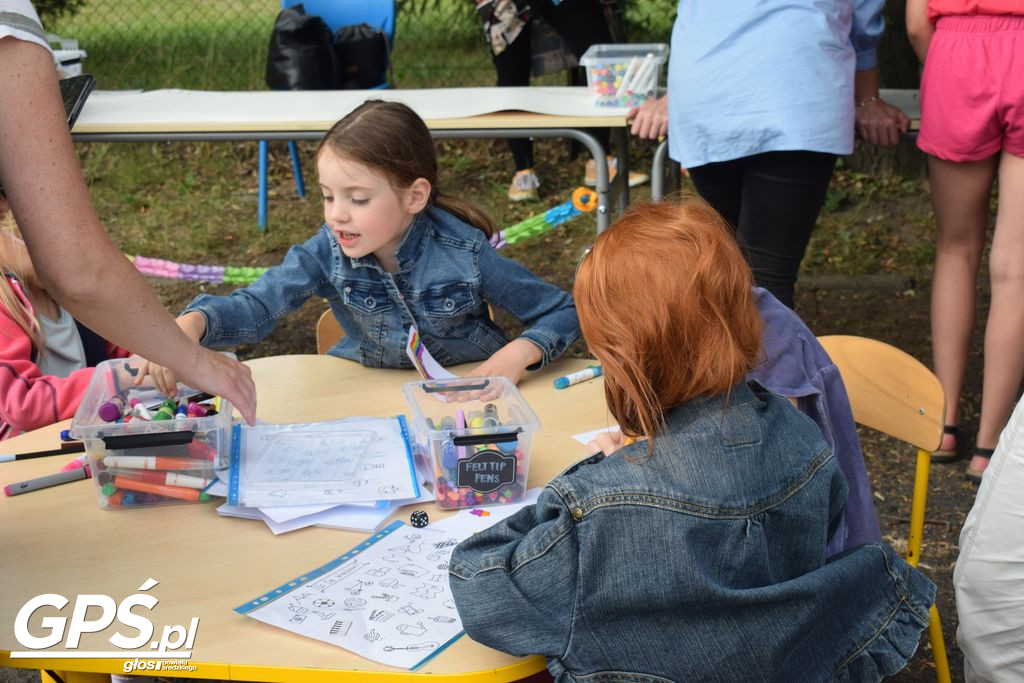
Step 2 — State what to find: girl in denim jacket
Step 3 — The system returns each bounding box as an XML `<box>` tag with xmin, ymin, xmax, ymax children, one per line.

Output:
<box><xmin>138</xmin><ymin>101</ymin><xmax>578</xmax><ymax>395</ymax></box>
<box><xmin>450</xmin><ymin>200</ymin><xmax>934</xmax><ymax>682</ymax></box>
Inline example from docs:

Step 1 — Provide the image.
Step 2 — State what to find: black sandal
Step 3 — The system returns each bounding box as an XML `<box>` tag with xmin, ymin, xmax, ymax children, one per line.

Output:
<box><xmin>965</xmin><ymin>447</ymin><xmax>995</xmax><ymax>484</ymax></box>
<box><xmin>931</xmin><ymin>425</ymin><xmax>960</xmax><ymax>463</ymax></box>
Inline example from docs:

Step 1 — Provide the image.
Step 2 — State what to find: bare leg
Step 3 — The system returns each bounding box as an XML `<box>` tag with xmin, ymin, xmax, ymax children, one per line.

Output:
<box><xmin>929</xmin><ymin>155</ymin><xmax>997</xmax><ymax>453</ymax></box>
<box><xmin>973</xmin><ymin>151</ymin><xmax>1024</xmax><ymax>473</ymax></box>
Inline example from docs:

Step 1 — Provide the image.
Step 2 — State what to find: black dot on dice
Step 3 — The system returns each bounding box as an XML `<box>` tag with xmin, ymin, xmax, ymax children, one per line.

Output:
<box><xmin>410</xmin><ymin>510</ymin><xmax>429</xmax><ymax>528</ymax></box>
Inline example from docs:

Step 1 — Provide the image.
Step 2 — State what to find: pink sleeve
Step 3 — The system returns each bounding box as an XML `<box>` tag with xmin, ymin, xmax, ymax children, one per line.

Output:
<box><xmin>0</xmin><ymin>306</ymin><xmax>96</xmax><ymax>433</ymax></box>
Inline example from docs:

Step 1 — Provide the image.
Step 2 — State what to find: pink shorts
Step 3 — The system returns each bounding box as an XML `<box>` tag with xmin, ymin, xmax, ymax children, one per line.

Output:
<box><xmin>918</xmin><ymin>15</ymin><xmax>1024</xmax><ymax>162</ymax></box>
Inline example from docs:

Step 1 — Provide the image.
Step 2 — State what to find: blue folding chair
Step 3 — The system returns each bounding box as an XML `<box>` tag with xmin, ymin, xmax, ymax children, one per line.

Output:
<box><xmin>259</xmin><ymin>0</ymin><xmax>396</xmax><ymax>230</ymax></box>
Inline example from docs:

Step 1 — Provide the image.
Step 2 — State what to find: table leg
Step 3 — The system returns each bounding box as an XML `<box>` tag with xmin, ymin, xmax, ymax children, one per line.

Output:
<box><xmin>651</xmin><ymin>137</ymin><xmax>670</xmax><ymax>201</ymax></box>
<box><xmin>612</xmin><ymin>128</ymin><xmax>630</xmax><ymax>215</ymax></box>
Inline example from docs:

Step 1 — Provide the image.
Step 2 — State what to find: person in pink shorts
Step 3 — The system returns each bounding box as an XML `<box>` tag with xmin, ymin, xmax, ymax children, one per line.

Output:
<box><xmin>908</xmin><ymin>0</ymin><xmax>1024</xmax><ymax>484</ymax></box>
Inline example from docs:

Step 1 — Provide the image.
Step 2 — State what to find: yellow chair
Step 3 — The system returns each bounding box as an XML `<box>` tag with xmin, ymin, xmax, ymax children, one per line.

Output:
<box><xmin>316</xmin><ymin>308</ymin><xmax>344</xmax><ymax>354</ymax></box>
<box><xmin>818</xmin><ymin>335</ymin><xmax>951</xmax><ymax>683</ymax></box>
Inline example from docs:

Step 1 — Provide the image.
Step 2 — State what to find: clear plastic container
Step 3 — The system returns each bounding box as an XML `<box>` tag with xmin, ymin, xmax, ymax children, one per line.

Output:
<box><xmin>69</xmin><ymin>357</ymin><xmax>233</xmax><ymax>509</ymax></box>
<box><xmin>402</xmin><ymin>377</ymin><xmax>540</xmax><ymax>510</ymax></box>
<box><xmin>579</xmin><ymin>43</ymin><xmax>670</xmax><ymax>108</ymax></box>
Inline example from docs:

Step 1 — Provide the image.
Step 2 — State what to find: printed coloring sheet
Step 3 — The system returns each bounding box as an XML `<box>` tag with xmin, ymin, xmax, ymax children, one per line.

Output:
<box><xmin>237</xmin><ymin>522</ymin><xmax>466</xmax><ymax>669</ymax></box>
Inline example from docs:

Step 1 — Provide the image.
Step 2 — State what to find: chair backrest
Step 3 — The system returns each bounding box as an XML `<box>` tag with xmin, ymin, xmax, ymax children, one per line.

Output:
<box><xmin>817</xmin><ymin>335</ymin><xmax>944</xmax><ymax>452</ymax></box>
<box><xmin>283</xmin><ymin>0</ymin><xmax>396</xmax><ymax>44</ymax></box>
<box><xmin>316</xmin><ymin>308</ymin><xmax>345</xmax><ymax>354</ymax></box>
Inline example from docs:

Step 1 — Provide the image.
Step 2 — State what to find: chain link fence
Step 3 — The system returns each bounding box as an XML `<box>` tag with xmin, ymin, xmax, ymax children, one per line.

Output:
<box><xmin>43</xmin><ymin>0</ymin><xmax>677</xmax><ymax>91</ymax></box>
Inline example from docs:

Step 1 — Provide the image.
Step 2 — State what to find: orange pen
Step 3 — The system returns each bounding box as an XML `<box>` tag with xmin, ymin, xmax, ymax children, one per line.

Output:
<box><xmin>113</xmin><ymin>476</ymin><xmax>209</xmax><ymax>501</ymax></box>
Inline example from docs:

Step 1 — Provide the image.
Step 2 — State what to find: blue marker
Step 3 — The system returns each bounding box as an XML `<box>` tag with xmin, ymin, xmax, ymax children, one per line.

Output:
<box><xmin>554</xmin><ymin>365</ymin><xmax>602</xmax><ymax>389</ymax></box>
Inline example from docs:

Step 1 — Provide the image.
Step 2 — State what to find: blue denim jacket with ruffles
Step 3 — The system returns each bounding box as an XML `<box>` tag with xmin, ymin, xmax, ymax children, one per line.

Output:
<box><xmin>450</xmin><ymin>381</ymin><xmax>934</xmax><ymax>682</ymax></box>
<box><xmin>184</xmin><ymin>206</ymin><xmax>579</xmax><ymax>368</ymax></box>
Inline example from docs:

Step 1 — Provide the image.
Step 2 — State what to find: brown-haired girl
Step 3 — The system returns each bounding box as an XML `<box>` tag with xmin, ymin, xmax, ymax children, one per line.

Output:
<box><xmin>139</xmin><ymin>100</ymin><xmax>578</xmax><ymax>394</ymax></box>
<box><xmin>449</xmin><ymin>199</ymin><xmax>934</xmax><ymax>681</ymax></box>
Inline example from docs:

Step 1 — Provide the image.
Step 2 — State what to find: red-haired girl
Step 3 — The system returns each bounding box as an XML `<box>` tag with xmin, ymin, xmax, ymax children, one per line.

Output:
<box><xmin>450</xmin><ymin>199</ymin><xmax>933</xmax><ymax>681</ymax></box>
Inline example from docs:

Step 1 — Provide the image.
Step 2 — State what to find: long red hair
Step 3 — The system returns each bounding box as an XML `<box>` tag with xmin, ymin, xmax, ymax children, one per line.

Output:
<box><xmin>573</xmin><ymin>198</ymin><xmax>762</xmax><ymax>446</ymax></box>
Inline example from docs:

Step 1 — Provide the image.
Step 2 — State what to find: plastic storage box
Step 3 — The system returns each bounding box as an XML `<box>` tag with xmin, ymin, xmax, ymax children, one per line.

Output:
<box><xmin>580</xmin><ymin>43</ymin><xmax>670</xmax><ymax>108</ymax></box>
<box><xmin>69</xmin><ymin>358</ymin><xmax>232</xmax><ymax>509</ymax></box>
<box><xmin>403</xmin><ymin>377</ymin><xmax>540</xmax><ymax>510</ymax></box>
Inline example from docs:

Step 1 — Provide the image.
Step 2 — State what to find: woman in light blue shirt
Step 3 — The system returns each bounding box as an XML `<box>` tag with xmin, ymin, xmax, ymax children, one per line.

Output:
<box><xmin>630</xmin><ymin>0</ymin><xmax>909</xmax><ymax>308</ymax></box>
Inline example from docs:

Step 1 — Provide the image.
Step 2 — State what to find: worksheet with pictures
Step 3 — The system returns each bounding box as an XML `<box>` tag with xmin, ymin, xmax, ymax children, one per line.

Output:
<box><xmin>236</xmin><ymin>521</ymin><xmax>465</xmax><ymax>669</ymax></box>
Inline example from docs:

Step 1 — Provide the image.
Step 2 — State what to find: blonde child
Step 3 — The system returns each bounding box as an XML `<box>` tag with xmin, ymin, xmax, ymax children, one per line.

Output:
<box><xmin>907</xmin><ymin>0</ymin><xmax>1024</xmax><ymax>482</ymax></box>
<box><xmin>0</xmin><ymin>192</ymin><xmax>130</xmax><ymax>439</ymax></box>
<box><xmin>449</xmin><ymin>200</ymin><xmax>933</xmax><ymax>681</ymax></box>
<box><xmin>139</xmin><ymin>100</ymin><xmax>578</xmax><ymax>395</ymax></box>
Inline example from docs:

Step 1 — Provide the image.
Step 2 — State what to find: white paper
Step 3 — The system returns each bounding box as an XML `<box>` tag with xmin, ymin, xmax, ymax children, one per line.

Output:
<box><xmin>571</xmin><ymin>425</ymin><xmax>620</xmax><ymax>445</ymax></box>
<box><xmin>242</xmin><ymin>523</ymin><xmax>468</xmax><ymax>669</ymax></box>
<box><xmin>216</xmin><ymin>503</ymin><xmax>262</xmax><ymax>520</ymax></box>
<box><xmin>428</xmin><ymin>488</ymin><xmax>542</xmax><ymax>538</ymax></box>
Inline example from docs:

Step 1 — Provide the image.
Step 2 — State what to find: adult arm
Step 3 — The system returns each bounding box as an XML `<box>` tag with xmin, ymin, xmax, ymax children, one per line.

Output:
<box><xmin>905</xmin><ymin>0</ymin><xmax>933</xmax><ymax>63</ymax></box>
<box><xmin>627</xmin><ymin>95</ymin><xmax>668</xmax><ymax>140</ymax></box>
<box><xmin>850</xmin><ymin>0</ymin><xmax>910</xmax><ymax>146</ymax></box>
<box><xmin>0</xmin><ymin>37</ymin><xmax>256</xmax><ymax>423</ymax></box>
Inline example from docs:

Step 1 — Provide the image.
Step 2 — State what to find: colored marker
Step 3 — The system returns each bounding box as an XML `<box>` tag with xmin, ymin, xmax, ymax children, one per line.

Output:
<box><xmin>553</xmin><ymin>364</ymin><xmax>603</xmax><ymax>389</ymax></box>
<box><xmin>112</xmin><ymin>475</ymin><xmax>209</xmax><ymax>502</ymax></box>
<box><xmin>482</xmin><ymin>404</ymin><xmax>500</xmax><ymax>428</ymax></box>
<box><xmin>98</xmin><ymin>396</ymin><xmax>126</xmax><ymax>422</ymax></box>
<box><xmin>109</xmin><ymin>468</ymin><xmax>212</xmax><ymax>489</ymax></box>
<box><xmin>5</xmin><ymin>465</ymin><xmax>91</xmax><ymax>496</ymax></box>
<box><xmin>187</xmin><ymin>441</ymin><xmax>219</xmax><ymax>461</ymax></box>
<box><xmin>102</xmin><ymin>455</ymin><xmax>211</xmax><ymax>471</ymax></box>
<box><xmin>0</xmin><ymin>442</ymin><xmax>85</xmax><ymax>463</ymax></box>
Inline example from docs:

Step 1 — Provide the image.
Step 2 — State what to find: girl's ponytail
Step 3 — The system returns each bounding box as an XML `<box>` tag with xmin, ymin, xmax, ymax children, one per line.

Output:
<box><xmin>434</xmin><ymin>191</ymin><xmax>496</xmax><ymax>239</ymax></box>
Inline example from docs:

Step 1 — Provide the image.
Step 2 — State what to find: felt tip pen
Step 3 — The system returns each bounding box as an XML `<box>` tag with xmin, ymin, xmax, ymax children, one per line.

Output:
<box><xmin>0</xmin><ymin>442</ymin><xmax>85</xmax><ymax>463</ymax></box>
<box><xmin>554</xmin><ymin>365</ymin><xmax>603</xmax><ymax>389</ymax></box>
<box><xmin>112</xmin><ymin>475</ymin><xmax>210</xmax><ymax>502</ymax></box>
<box><xmin>102</xmin><ymin>455</ymin><xmax>211</xmax><ymax>471</ymax></box>
<box><xmin>98</xmin><ymin>396</ymin><xmax>126</xmax><ymax>422</ymax></box>
<box><xmin>5</xmin><ymin>465</ymin><xmax>91</xmax><ymax>496</ymax></box>
<box><xmin>109</xmin><ymin>468</ymin><xmax>212</xmax><ymax>489</ymax></box>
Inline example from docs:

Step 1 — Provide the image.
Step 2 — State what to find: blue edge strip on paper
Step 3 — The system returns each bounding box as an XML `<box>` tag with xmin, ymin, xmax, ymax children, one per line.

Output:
<box><xmin>233</xmin><ymin>519</ymin><xmax>462</xmax><ymax>670</ymax></box>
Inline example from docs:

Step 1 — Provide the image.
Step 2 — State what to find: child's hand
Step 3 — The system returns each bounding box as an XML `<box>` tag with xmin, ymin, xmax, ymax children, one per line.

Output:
<box><xmin>467</xmin><ymin>339</ymin><xmax>542</xmax><ymax>386</ymax></box>
<box><xmin>586</xmin><ymin>429</ymin><xmax>629</xmax><ymax>457</ymax></box>
<box><xmin>133</xmin><ymin>358</ymin><xmax>179</xmax><ymax>398</ymax></box>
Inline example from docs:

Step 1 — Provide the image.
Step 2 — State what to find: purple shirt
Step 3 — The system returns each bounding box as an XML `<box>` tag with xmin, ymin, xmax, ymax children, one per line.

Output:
<box><xmin>749</xmin><ymin>288</ymin><xmax>882</xmax><ymax>555</ymax></box>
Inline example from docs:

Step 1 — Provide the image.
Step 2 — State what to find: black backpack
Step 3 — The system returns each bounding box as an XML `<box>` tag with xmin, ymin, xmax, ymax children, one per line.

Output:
<box><xmin>333</xmin><ymin>23</ymin><xmax>390</xmax><ymax>89</ymax></box>
<box><xmin>265</xmin><ymin>4</ymin><xmax>339</xmax><ymax>90</ymax></box>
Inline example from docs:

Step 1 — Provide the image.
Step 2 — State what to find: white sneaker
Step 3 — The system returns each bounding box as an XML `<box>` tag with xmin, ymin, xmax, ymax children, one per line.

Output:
<box><xmin>508</xmin><ymin>168</ymin><xmax>540</xmax><ymax>201</ymax></box>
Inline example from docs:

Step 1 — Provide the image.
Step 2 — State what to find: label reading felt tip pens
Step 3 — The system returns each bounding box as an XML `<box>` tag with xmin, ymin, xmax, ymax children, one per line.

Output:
<box><xmin>553</xmin><ymin>365</ymin><xmax>603</xmax><ymax>389</ymax></box>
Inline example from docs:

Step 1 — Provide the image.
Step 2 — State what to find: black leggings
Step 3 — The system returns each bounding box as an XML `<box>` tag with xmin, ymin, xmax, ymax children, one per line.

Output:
<box><xmin>687</xmin><ymin>151</ymin><xmax>837</xmax><ymax>309</ymax></box>
<box><xmin>491</xmin><ymin>0</ymin><xmax>611</xmax><ymax>170</ymax></box>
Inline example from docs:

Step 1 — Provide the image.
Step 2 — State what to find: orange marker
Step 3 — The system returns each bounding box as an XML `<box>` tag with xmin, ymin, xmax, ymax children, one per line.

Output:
<box><xmin>110</xmin><ymin>469</ymin><xmax>211</xmax><ymax>489</ymax></box>
<box><xmin>113</xmin><ymin>475</ymin><xmax>210</xmax><ymax>501</ymax></box>
<box><xmin>102</xmin><ymin>455</ymin><xmax>210</xmax><ymax>471</ymax></box>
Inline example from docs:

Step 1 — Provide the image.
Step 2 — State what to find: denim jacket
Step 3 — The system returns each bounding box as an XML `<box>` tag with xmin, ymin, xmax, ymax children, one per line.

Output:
<box><xmin>184</xmin><ymin>206</ymin><xmax>579</xmax><ymax>368</ymax></box>
<box><xmin>450</xmin><ymin>382</ymin><xmax>934</xmax><ymax>682</ymax></box>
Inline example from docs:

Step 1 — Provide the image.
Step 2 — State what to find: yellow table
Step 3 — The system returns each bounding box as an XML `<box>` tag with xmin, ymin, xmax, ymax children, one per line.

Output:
<box><xmin>0</xmin><ymin>356</ymin><xmax>610</xmax><ymax>682</ymax></box>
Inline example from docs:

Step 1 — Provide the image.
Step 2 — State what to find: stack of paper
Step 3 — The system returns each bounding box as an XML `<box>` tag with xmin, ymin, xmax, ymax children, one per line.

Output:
<box><xmin>212</xmin><ymin>416</ymin><xmax>424</xmax><ymax>535</ymax></box>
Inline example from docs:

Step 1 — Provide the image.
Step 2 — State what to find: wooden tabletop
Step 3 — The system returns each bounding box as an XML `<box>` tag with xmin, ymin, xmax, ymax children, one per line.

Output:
<box><xmin>0</xmin><ymin>355</ymin><xmax>610</xmax><ymax>680</ymax></box>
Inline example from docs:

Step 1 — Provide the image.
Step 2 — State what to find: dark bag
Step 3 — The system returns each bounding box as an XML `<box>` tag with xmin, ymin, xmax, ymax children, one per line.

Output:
<box><xmin>265</xmin><ymin>4</ymin><xmax>339</xmax><ymax>90</ymax></box>
<box><xmin>333</xmin><ymin>23</ymin><xmax>390</xmax><ymax>89</ymax></box>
